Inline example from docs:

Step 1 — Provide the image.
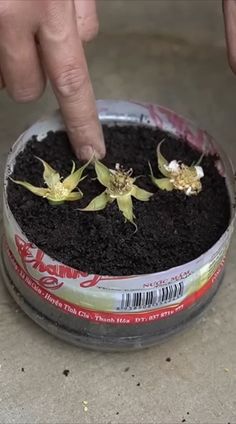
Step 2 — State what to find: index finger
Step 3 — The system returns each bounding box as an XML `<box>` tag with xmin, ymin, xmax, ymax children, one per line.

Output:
<box><xmin>38</xmin><ymin>4</ymin><xmax>105</xmax><ymax>160</ymax></box>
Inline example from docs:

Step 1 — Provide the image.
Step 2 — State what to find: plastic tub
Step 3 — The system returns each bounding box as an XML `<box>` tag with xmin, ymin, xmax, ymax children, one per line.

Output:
<box><xmin>1</xmin><ymin>100</ymin><xmax>235</xmax><ymax>351</ymax></box>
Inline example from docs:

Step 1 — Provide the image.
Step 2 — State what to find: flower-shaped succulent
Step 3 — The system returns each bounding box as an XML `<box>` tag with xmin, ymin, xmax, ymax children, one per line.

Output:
<box><xmin>150</xmin><ymin>140</ymin><xmax>204</xmax><ymax>196</ymax></box>
<box><xmin>81</xmin><ymin>161</ymin><xmax>153</xmax><ymax>225</ymax></box>
<box><xmin>10</xmin><ymin>157</ymin><xmax>89</xmax><ymax>205</ymax></box>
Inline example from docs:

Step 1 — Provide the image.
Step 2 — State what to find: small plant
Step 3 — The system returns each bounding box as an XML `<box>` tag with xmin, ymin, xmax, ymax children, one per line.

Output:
<box><xmin>150</xmin><ymin>140</ymin><xmax>204</xmax><ymax>196</ymax></box>
<box><xmin>81</xmin><ymin>161</ymin><xmax>153</xmax><ymax>225</ymax></box>
<box><xmin>10</xmin><ymin>157</ymin><xmax>89</xmax><ymax>205</ymax></box>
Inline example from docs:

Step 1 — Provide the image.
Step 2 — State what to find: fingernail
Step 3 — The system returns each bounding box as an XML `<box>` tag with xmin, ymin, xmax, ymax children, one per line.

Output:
<box><xmin>77</xmin><ymin>145</ymin><xmax>95</xmax><ymax>161</ymax></box>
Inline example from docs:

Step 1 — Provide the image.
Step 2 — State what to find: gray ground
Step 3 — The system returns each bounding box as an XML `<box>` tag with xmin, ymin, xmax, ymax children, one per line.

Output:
<box><xmin>0</xmin><ymin>1</ymin><xmax>236</xmax><ymax>423</ymax></box>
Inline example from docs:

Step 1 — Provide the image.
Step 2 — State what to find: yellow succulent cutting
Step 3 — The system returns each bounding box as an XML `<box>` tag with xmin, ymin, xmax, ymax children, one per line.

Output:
<box><xmin>10</xmin><ymin>157</ymin><xmax>89</xmax><ymax>205</ymax></box>
<box><xmin>149</xmin><ymin>140</ymin><xmax>204</xmax><ymax>196</ymax></box>
<box><xmin>81</xmin><ymin>161</ymin><xmax>153</xmax><ymax>226</ymax></box>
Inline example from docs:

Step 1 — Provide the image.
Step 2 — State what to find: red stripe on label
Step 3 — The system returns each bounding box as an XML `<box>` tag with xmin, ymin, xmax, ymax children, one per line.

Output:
<box><xmin>6</xmin><ymin>245</ymin><xmax>225</xmax><ymax>325</ymax></box>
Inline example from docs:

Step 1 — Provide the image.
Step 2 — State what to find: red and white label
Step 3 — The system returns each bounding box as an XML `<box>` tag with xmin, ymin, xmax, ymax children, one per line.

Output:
<box><xmin>5</xmin><ymin>240</ymin><xmax>226</xmax><ymax>325</ymax></box>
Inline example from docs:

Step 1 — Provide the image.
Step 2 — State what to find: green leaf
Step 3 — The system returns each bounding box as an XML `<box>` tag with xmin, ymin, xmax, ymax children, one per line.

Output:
<box><xmin>63</xmin><ymin>159</ymin><xmax>90</xmax><ymax>192</ymax></box>
<box><xmin>148</xmin><ymin>161</ymin><xmax>154</xmax><ymax>178</ymax></box>
<box><xmin>10</xmin><ymin>179</ymin><xmax>49</xmax><ymax>197</ymax></box>
<box><xmin>157</xmin><ymin>139</ymin><xmax>170</xmax><ymax>177</ymax></box>
<box><xmin>66</xmin><ymin>190</ymin><xmax>83</xmax><ymax>201</ymax></box>
<box><xmin>63</xmin><ymin>169</ymin><xmax>84</xmax><ymax>192</ymax></box>
<box><xmin>152</xmin><ymin>177</ymin><xmax>173</xmax><ymax>191</ymax></box>
<box><xmin>36</xmin><ymin>157</ymin><xmax>60</xmax><ymax>188</ymax></box>
<box><xmin>195</xmin><ymin>151</ymin><xmax>204</xmax><ymax>166</ymax></box>
<box><xmin>71</xmin><ymin>161</ymin><xmax>76</xmax><ymax>174</ymax></box>
<box><xmin>132</xmin><ymin>186</ymin><xmax>153</xmax><ymax>201</ymax></box>
<box><xmin>116</xmin><ymin>194</ymin><xmax>135</xmax><ymax>224</ymax></box>
<box><xmin>95</xmin><ymin>160</ymin><xmax>111</xmax><ymax>188</ymax></box>
<box><xmin>48</xmin><ymin>200</ymin><xmax>65</xmax><ymax>205</ymax></box>
<box><xmin>81</xmin><ymin>191</ymin><xmax>108</xmax><ymax>211</ymax></box>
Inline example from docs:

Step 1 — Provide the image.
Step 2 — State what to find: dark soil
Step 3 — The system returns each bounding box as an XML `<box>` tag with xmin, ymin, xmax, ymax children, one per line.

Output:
<box><xmin>7</xmin><ymin>125</ymin><xmax>230</xmax><ymax>276</ymax></box>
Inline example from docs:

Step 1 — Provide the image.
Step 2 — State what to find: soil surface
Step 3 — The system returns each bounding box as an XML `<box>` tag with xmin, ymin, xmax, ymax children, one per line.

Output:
<box><xmin>7</xmin><ymin>125</ymin><xmax>231</xmax><ymax>276</ymax></box>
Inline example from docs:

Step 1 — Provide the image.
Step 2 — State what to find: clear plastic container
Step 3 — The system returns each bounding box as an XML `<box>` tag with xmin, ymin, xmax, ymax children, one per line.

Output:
<box><xmin>1</xmin><ymin>100</ymin><xmax>235</xmax><ymax>351</ymax></box>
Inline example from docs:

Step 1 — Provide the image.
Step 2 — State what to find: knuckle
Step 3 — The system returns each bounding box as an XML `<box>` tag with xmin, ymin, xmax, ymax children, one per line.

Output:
<box><xmin>54</xmin><ymin>63</ymin><xmax>88</xmax><ymax>97</ymax></box>
<box><xmin>10</xmin><ymin>85</ymin><xmax>44</xmax><ymax>103</ymax></box>
<box><xmin>67</xmin><ymin>120</ymin><xmax>90</xmax><ymax>134</ymax></box>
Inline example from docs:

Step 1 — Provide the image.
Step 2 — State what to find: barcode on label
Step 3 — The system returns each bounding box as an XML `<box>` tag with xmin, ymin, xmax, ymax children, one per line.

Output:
<box><xmin>118</xmin><ymin>282</ymin><xmax>184</xmax><ymax>311</ymax></box>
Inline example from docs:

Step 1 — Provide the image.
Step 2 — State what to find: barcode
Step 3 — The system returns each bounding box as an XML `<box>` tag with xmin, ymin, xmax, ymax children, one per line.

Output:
<box><xmin>118</xmin><ymin>282</ymin><xmax>184</xmax><ymax>311</ymax></box>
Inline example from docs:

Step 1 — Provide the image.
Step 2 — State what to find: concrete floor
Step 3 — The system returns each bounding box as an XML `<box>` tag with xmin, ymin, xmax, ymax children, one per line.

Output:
<box><xmin>0</xmin><ymin>32</ymin><xmax>236</xmax><ymax>424</ymax></box>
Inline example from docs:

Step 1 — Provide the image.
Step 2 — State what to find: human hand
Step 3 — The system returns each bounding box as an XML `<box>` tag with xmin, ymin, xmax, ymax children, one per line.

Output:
<box><xmin>223</xmin><ymin>0</ymin><xmax>236</xmax><ymax>74</ymax></box>
<box><xmin>0</xmin><ymin>0</ymin><xmax>105</xmax><ymax>160</ymax></box>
